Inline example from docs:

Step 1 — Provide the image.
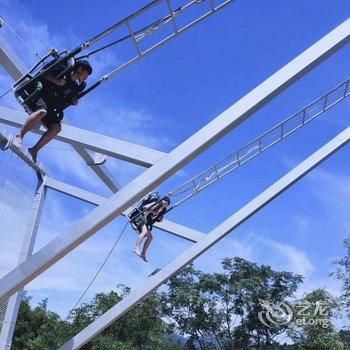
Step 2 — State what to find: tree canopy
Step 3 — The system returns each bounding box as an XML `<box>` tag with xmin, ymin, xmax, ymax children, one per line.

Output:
<box><xmin>8</xmin><ymin>254</ymin><xmax>348</xmax><ymax>350</ymax></box>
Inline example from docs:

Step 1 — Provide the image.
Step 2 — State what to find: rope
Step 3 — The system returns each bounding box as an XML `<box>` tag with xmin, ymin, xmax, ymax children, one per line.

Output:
<box><xmin>64</xmin><ymin>220</ymin><xmax>129</xmax><ymax>320</ymax></box>
<box><xmin>1</xmin><ymin>17</ymin><xmax>40</xmax><ymax>58</ymax></box>
<box><xmin>0</xmin><ymin>88</ymin><xmax>12</xmax><ymax>100</ymax></box>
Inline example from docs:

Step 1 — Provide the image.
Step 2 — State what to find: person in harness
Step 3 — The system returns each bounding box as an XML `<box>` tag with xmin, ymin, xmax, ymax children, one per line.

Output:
<box><xmin>13</xmin><ymin>59</ymin><xmax>92</xmax><ymax>163</ymax></box>
<box><xmin>129</xmin><ymin>193</ymin><xmax>171</xmax><ymax>262</ymax></box>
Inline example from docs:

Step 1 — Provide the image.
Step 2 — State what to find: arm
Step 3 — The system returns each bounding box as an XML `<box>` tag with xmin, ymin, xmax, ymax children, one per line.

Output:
<box><xmin>71</xmin><ymin>97</ymin><xmax>79</xmax><ymax>106</ymax></box>
<box><xmin>44</xmin><ymin>74</ymin><xmax>66</xmax><ymax>87</ymax></box>
<box><xmin>156</xmin><ymin>214</ymin><xmax>164</xmax><ymax>223</ymax></box>
<box><xmin>142</xmin><ymin>202</ymin><xmax>157</xmax><ymax>211</ymax></box>
<box><xmin>70</xmin><ymin>81</ymin><xmax>87</xmax><ymax>106</ymax></box>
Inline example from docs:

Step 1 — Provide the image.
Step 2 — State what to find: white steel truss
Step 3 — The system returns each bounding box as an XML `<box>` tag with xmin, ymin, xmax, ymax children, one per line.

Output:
<box><xmin>0</xmin><ymin>11</ymin><xmax>348</xmax><ymax>350</ymax></box>
<box><xmin>44</xmin><ymin>177</ymin><xmax>206</xmax><ymax>242</ymax></box>
<box><xmin>0</xmin><ymin>18</ymin><xmax>348</xmax><ymax>304</ymax></box>
<box><xmin>0</xmin><ymin>105</ymin><xmax>166</xmax><ymax>167</ymax></box>
<box><xmin>59</xmin><ymin>126</ymin><xmax>350</xmax><ymax>349</ymax></box>
<box><xmin>170</xmin><ymin>78</ymin><xmax>350</xmax><ymax>208</ymax></box>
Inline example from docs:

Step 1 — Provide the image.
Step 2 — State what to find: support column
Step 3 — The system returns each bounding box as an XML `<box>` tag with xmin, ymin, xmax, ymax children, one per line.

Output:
<box><xmin>0</xmin><ymin>180</ymin><xmax>47</xmax><ymax>350</ymax></box>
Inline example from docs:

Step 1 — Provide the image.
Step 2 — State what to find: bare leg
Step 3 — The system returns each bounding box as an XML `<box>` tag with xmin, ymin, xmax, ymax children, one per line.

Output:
<box><xmin>15</xmin><ymin>109</ymin><xmax>47</xmax><ymax>149</ymax></box>
<box><xmin>134</xmin><ymin>225</ymin><xmax>148</xmax><ymax>257</ymax></box>
<box><xmin>141</xmin><ymin>231</ymin><xmax>153</xmax><ymax>262</ymax></box>
<box><xmin>28</xmin><ymin>123</ymin><xmax>61</xmax><ymax>163</ymax></box>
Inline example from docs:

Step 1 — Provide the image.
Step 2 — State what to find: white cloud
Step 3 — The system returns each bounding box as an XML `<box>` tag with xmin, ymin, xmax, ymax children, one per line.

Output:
<box><xmin>260</xmin><ymin>237</ymin><xmax>315</xmax><ymax>277</ymax></box>
<box><xmin>195</xmin><ymin>231</ymin><xmax>315</xmax><ymax>277</ymax></box>
<box><xmin>305</xmin><ymin>167</ymin><xmax>350</xmax><ymax>232</ymax></box>
<box><xmin>307</xmin><ymin>167</ymin><xmax>350</xmax><ymax>205</ymax></box>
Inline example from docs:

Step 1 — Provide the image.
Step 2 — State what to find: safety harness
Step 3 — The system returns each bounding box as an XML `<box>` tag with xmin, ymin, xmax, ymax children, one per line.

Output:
<box><xmin>128</xmin><ymin>192</ymin><xmax>165</xmax><ymax>230</ymax></box>
<box><xmin>12</xmin><ymin>51</ymin><xmax>86</xmax><ymax>114</ymax></box>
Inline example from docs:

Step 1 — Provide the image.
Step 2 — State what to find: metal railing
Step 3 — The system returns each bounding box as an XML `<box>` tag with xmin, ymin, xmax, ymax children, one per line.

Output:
<box><xmin>169</xmin><ymin>78</ymin><xmax>350</xmax><ymax>207</ymax></box>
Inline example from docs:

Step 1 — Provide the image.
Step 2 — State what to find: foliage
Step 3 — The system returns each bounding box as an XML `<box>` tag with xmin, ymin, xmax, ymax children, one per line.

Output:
<box><xmin>12</xmin><ymin>293</ymin><xmax>72</xmax><ymax>350</ymax></box>
<box><xmin>331</xmin><ymin>237</ymin><xmax>350</xmax><ymax>319</ymax></box>
<box><xmin>288</xmin><ymin>289</ymin><xmax>344</xmax><ymax>350</ymax></box>
<box><xmin>161</xmin><ymin>257</ymin><xmax>303</xmax><ymax>350</ymax></box>
<box><xmin>10</xmin><ymin>256</ymin><xmax>349</xmax><ymax>350</ymax></box>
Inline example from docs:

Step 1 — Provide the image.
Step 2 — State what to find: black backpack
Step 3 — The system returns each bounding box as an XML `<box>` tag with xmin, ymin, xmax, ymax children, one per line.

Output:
<box><xmin>128</xmin><ymin>192</ymin><xmax>161</xmax><ymax>230</ymax></box>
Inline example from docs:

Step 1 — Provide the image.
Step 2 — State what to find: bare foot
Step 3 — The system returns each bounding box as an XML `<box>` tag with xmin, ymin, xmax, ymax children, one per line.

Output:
<box><xmin>141</xmin><ymin>253</ymin><xmax>148</xmax><ymax>262</ymax></box>
<box><xmin>133</xmin><ymin>247</ymin><xmax>142</xmax><ymax>257</ymax></box>
<box><xmin>28</xmin><ymin>148</ymin><xmax>38</xmax><ymax>163</ymax></box>
<box><xmin>13</xmin><ymin>135</ymin><xmax>23</xmax><ymax>150</ymax></box>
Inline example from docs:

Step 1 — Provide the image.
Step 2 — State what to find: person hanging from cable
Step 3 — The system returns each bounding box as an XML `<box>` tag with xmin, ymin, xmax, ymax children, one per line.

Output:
<box><xmin>129</xmin><ymin>193</ymin><xmax>171</xmax><ymax>262</ymax></box>
<box><xmin>12</xmin><ymin>59</ymin><xmax>92</xmax><ymax>163</ymax></box>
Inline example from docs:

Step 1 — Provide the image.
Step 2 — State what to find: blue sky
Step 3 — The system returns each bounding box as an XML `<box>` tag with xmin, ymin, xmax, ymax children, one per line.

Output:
<box><xmin>0</xmin><ymin>0</ymin><xmax>349</xmax><ymax>335</ymax></box>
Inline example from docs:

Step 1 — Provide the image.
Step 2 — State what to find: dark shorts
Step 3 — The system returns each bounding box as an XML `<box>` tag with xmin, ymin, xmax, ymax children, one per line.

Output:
<box><xmin>137</xmin><ymin>224</ymin><xmax>153</xmax><ymax>233</ymax></box>
<box><xmin>137</xmin><ymin>214</ymin><xmax>154</xmax><ymax>233</ymax></box>
<box><xmin>29</xmin><ymin>98</ymin><xmax>64</xmax><ymax>129</ymax></box>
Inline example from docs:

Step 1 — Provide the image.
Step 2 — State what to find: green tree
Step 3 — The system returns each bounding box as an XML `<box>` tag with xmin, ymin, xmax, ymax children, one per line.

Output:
<box><xmin>162</xmin><ymin>257</ymin><xmax>303</xmax><ymax>350</ymax></box>
<box><xmin>288</xmin><ymin>289</ymin><xmax>344</xmax><ymax>350</ymax></box>
<box><xmin>218</xmin><ymin>257</ymin><xmax>302</xmax><ymax>349</ymax></box>
<box><xmin>12</xmin><ymin>286</ymin><xmax>178</xmax><ymax>350</ymax></box>
<box><xmin>68</xmin><ymin>285</ymin><xmax>168</xmax><ymax>349</ymax></box>
<box><xmin>161</xmin><ymin>265</ymin><xmax>220</xmax><ymax>349</ymax></box>
<box><xmin>331</xmin><ymin>237</ymin><xmax>350</xmax><ymax>319</ymax></box>
<box><xmin>338</xmin><ymin>330</ymin><xmax>350</xmax><ymax>350</ymax></box>
<box><xmin>12</xmin><ymin>294</ymin><xmax>71</xmax><ymax>350</ymax></box>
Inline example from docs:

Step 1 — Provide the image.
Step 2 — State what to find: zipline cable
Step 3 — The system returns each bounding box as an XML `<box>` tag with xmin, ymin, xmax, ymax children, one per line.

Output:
<box><xmin>64</xmin><ymin>220</ymin><xmax>129</xmax><ymax>320</ymax></box>
<box><xmin>0</xmin><ymin>16</ymin><xmax>40</xmax><ymax>58</ymax></box>
<box><xmin>0</xmin><ymin>88</ymin><xmax>12</xmax><ymax>100</ymax></box>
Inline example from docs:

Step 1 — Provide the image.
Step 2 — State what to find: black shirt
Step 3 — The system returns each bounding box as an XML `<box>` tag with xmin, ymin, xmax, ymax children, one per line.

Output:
<box><xmin>145</xmin><ymin>207</ymin><xmax>167</xmax><ymax>228</ymax></box>
<box><xmin>41</xmin><ymin>63</ymin><xmax>85</xmax><ymax>110</ymax></box>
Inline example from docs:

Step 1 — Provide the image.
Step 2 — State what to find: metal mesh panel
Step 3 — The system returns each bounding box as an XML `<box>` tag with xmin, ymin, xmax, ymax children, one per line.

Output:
<box><xmin>0</xmin><ymin>148</ymin><xmax>37</xmax><ymax>334</ymax></box>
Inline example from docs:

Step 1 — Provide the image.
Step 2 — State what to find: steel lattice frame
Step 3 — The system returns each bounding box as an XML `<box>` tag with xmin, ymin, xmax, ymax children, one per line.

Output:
<box><xmin>0</xmin><ymin>12</ymin><xmax>348</xmax><ymax>350</ymax></box>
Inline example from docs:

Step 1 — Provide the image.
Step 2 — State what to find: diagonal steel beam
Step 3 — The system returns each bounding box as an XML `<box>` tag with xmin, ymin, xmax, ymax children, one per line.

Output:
<box><xmin>0</xmin><ymin>132</ymin><xmax>47</xmax><ymax>176</ymax></box>
<box><xmin>0</xmin><ymin>35</ymin><xmax>120</xmax><ymax>192</ymax></box>
<box><xmin>58</xmin><ymin>125</ymin><xmax>350</xmax><ymax>350</ymax></box>
<box><xmin>0</xmin><ymin>34</ymin><xmax>27</xmax><ymax>79</ymax></box>
<box><xmin>0</xmin><ymin>106</ymin><xmax>166</xmax><ymax>167</ymax></box>
<box><xmin>44</xmin><ymin>176</ymin><xmax>205</xmax><ymax>242</ymax></box>
<box><xmin>0</xmin><ymin>18</ymin><xmax>349</xmax><ymax>305</ymax></box>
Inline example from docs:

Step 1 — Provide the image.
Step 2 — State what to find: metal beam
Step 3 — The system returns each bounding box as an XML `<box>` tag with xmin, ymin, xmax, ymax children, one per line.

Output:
<box><xmin>0</xmin><ymin>35</ymin><xmax>27</xmax><ymax>80</ymax></box>
<box><xmin>44</xmin><ymin>177</ymin><xmax>106</xmax><ymax>206</ymax></box>
<box><xmin>0</xmin><ymin>132</ymin><xmax>47</xmax><ymax>176</ymax></box>
<box><xmin>71</xmin><ymin>148</ymin><xmax>120</xmax><ymax>192</ymax></box>
<box><xmin>0</xmin><ymin>18</ymin><xmax>349</xmax><ymax>304</ymax></box>
<box><xmin>0</xmin><ymin>181</ymin><xmax>47</xmax><ymax>350</ymax></box>
<box><xmin>0</xmin><ymin>35</ymin><xmax>120</xmax><ymax>192</ymax></box>
<box><xmin>59</xmin><ymin>127</ymin><xmax>350</xmax><ymax>349</ymax></box>
<box><xmin>44</xmin><ymin>176</ymin><xmax>205</xmax><ymax>242</ymax></box>
<box><xmin>0</xmin><ymin>106</ymin><xmax>166</xmax><ymax>167</ymax></box>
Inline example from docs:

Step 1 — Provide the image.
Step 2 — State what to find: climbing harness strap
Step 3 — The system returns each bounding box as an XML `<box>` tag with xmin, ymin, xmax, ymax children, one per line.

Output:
<box><xmin>128</xmin><ymin>192</ymin><xmax>163</xmax><ymax>230</ymax></box>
